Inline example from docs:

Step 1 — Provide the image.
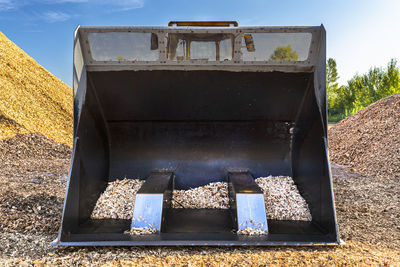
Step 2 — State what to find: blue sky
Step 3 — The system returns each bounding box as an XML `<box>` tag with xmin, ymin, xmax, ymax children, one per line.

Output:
<box><xmin>1</xmin><ymin>0</ymin><xmax>399</xmax><ymax>86</ymax></box>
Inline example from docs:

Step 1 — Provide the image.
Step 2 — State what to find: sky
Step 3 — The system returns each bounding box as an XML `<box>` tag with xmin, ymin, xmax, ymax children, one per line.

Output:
<box><xmin>0</xmin><ymin>0</ymin><xmax>399</xmax><ymax>87</ymax></box>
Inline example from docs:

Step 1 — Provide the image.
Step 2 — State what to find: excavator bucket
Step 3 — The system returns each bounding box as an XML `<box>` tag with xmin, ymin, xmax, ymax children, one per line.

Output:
<box><xmin>54</xmin><ymin>22</ymin><xmax>339</xmax><ymax>246</ymax></box>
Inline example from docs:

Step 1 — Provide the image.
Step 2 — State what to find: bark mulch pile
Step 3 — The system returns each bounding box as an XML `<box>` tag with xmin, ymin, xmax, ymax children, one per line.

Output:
<box><xmin>0</xmin><ymin>32</ymin><xmax>72</xmax><ymax>146</ymax></box>
<box><xmin>0</xmin><ymin>133</ymin><xmax>71</xmax><ymax>241</ymax></box>
<box><xmin>0</xmin><ymin>132</ymin><xmax>71</xmax><ymax>161</ymax></box>
<box><xmin>329</xmin><ymin>93</ymin><xmax>400</xmax><ymax>178</ymax></box>
<box><xmin>332</xmin><ymin>163</ymin><xmax>399</xmax><ymax>249</ymax></box>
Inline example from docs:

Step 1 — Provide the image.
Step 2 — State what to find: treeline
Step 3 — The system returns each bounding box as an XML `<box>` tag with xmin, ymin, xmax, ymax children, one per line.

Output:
<box><xmin>327</xmin><ymin>58</ymin><xmax>400</xmax><ymax>121</ymax></box>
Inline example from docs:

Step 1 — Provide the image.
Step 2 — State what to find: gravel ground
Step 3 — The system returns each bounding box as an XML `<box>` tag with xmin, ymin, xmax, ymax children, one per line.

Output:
<box><xmin>0</xmin><ymin>133</ymin><xmax>399</xmax><ymax>265</ymax></box>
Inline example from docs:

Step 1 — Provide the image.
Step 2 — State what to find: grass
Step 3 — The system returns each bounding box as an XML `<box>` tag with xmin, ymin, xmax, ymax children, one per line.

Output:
<box><xmin>328</xmin><ymin>113</ymin><xmax>348</xmax><ymax>123</ymax></box>
<box><xmin>327</xmin><ymin>108</ymin><xmax>356</xmax><ymax>123</ymax></box>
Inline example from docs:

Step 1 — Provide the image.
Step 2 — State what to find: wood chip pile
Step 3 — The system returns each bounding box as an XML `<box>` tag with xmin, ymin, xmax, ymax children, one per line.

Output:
<box><xmin>91</xmin><ymin>179</ymin><xmax>144</xmax><ymax>220</ymax></box>
<box><xmin>237</xmin><ymin>227</ymin><xmax>268</xmax><ymax>235</ymax></box>
<box><xmin>92</xmin><ymin>176</ymin><xmax>310</xmax><ymax>226</ymax></box>
<box><xmin>0</xmin><ymin>32</ymin><xmax>72</xmax><ymax>146</ymax></box>
<box><xmin>255</xmin><ymin>176</ymin><xmax>312</xmax><ymax>221</ymax></box>
<box><xmin>172</xmin><ymin>182</ymin><xmax>229</xmax><ymax>209</ymax></box>
<box><xmin>329</xmin><ymin>93</ymin><xmax>400</xmax><ymax>178</ymax></box>
<box><xmin>125</xmin><ymin>227</ymin><xmax>158</xmax><ymax>236</ymax></box>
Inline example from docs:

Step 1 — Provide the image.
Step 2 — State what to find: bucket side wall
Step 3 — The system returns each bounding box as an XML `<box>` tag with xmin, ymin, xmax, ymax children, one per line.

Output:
<box><xmin>61</xmin><ymin>79</ymin><xmax>111</xmax><ymax>235</ymax></box>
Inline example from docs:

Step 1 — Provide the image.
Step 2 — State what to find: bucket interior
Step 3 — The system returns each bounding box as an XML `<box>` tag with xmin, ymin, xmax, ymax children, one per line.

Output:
<box><xmin>95</xmin><ymin>71</ymin><xmax>308</xmax><ymax>186</ymax></box>
<box><xmin>60</xmin><ymin>70</ymin><xmax>338</xmax><ymax>245</ymax></box>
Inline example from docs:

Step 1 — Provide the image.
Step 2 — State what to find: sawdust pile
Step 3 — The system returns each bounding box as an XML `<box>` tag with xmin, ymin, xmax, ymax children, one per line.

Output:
<box><xmin>256</xmin><ymin>176</ymin><xmax>312</xmax><ymax>221</ymax></box>
<box><xmin>329</xmin><ymin>93</ymin><xmax>400</xmax><ymax>178</ymax></box>
<box><xmin>91</xmin><ymin>179</ymin><xmax>144</xmax><ymax>220</ymax></box>
<box><xmin>0</xmin><ymin>32</ymin><xmax>72</xmax><ymax>146</ymax></box>
<box><xmin>172</xmin><ymin>182</ymin><xmax>229</xmax><ymax>209</ymax></box>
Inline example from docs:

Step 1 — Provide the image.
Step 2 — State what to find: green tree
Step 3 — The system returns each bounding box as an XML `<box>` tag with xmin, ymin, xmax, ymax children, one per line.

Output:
<box><xmin>338</xmin><ymin>59</ymin><xmax>400</xmax><ymax>112</ymax></box>
<box><xmin>269</xmin><ymin>45</ymin><xmax>298</xmax><ymax>61</ymax></box>
<box><xmin>327</xmin><ymin>59</ymin><xmax>400</xmax><ymax>122</ymax></box>
<box><xmin>379</xmin><ymin>59</ymin><xmax>400</xmax><ymax>98</ymax></box>
<box><xmin>326</xmin><ymin>58</ymin><xmax>340</xmax><ymax>109</ymax></box>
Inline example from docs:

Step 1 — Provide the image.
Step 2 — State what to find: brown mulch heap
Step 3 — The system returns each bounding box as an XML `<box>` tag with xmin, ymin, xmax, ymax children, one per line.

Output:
<box><xmin>0</xmin><ymin>132</ymin><xmax>71</xmax><ymax>160</ymax></box>
<box><xmin>329</xmin><ymin>93</ymin><xmax>400</xmax><ymax>178</ymax></box>
<box><xmin>332</xmin><ymin>163</ymin><xmax>400</xmax><ymax>249</ymax></box>
<box><xmin>0</xmin><ymin>192</ymin><xmax>63</xmax><ymax>235</ymax></box>
<box><xmin>0</xmin><ymin>32</ymin><xmax>72</xmax><ymax>146</ymax></box>
<box><xmin>0</xmin><ymin>133</ymin><xmax>71</xmax><ymax>241</ymax></box>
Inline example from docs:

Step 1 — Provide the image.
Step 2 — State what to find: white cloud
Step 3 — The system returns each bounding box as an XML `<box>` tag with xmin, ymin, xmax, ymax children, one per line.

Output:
<box><xmin>43</xmin><ymin>11</ymin><xmax>71</xmax><ymax>22</ymax></box>
<box><xmin>0</xmin><ymin>0</ymin><xmax>14</xmax><ymax>11</ymax></box>
<box><xmin>0</xmin><ymin>0</ymin><xmax>145</xmax><ymax>22</ymax></box>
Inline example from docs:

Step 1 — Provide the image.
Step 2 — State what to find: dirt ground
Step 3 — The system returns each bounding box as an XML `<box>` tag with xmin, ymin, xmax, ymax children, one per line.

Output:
<box><xmin>0</xmin><ymin>137</ymin><xmax>399</xmax><ymax>265</ymax></box>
